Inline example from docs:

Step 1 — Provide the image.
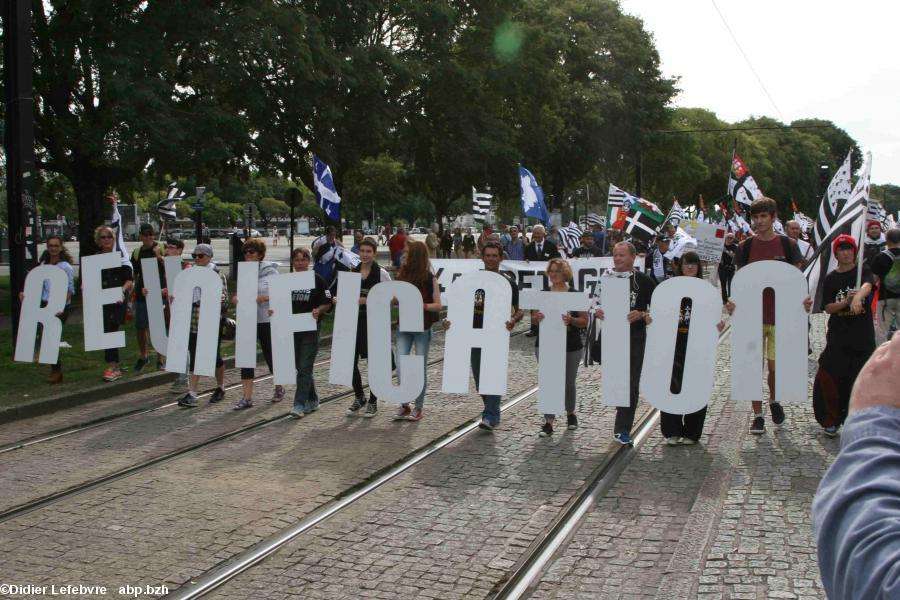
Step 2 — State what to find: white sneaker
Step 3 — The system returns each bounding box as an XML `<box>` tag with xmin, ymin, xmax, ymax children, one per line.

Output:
<box><xmin>665</xmin><ymin>436</ymin><xmax>681</xmax><ymax>446</ymax></box>
<box><xmin>681</xmin><ymin>438</ymin><xmax>696</xmax><ymax>445</ymax></box>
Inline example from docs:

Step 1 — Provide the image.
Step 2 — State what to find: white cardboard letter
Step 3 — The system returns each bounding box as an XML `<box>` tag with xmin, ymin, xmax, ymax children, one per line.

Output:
<box><xmin>268</xmin><ymin>271</ymin><xmax>318</xmax><ymax>385</ymax></box>
<box><xmin>141</xmin><ymin>257</ymin><xmax>169</xmax><ymax>355</ymax></box>
<box><xmin>730</xmin><ymin>261</ymin><xmax>808</xmax><ymax>404</ymax></box>
<box><xmin>520</xmin><ymin>289</ymin><xmax>590</xmax><ymax>414</ymax></box>
<box><xmin>329</xmin><ymin>271</ymin><xmax>362</xmax><ymax>385</ymax></box>
<box><xmin>14</xmin><ymin>265</ymin><xmax>68</xmax><ymax>364</ymax></box>
<box><xmin>82</xmin><ymin>253</ymin><xmax>128</xmax><ymax>352</ymax></box>
<box><xmin>441</xmin><ymin>271</ymin><xmax>512</xmax><ymax>396</ymax></box>
<box><xmin>166</xmin><ymin>266</ymin><xmax>223</xmax><ymax>376</ymax></box>
<box><xmin>235</xmin><ymin>261</ymin><xmax>260</xmax><ymax>369</ymax></box>
<box><xmin>641</xmin><ymin>278</ymin><xmax>720</xmax><ymax>414</ymax></box>
<box><xmin>368</xmin><ymin>281</ymin><xmax>423</xmax><ymax>403</ymax></box>
<box><xmin>600</xmin><ymin>274</ymin><xmax>632</xmax><ymax>408</ymax></box>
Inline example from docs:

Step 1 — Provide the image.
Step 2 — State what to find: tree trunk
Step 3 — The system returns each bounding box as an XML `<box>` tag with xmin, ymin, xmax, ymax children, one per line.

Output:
<box><xmin>69</xmin><ymin>168</ymin><xmax>110</xmax><ymax>261</ymax></box>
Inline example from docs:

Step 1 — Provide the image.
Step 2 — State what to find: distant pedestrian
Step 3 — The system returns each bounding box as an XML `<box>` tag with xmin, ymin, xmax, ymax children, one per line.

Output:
<box><xmin>531</xmin><ymin>258</ymin><xmax>587</xmax><ymax>437</ymax></box>
<box><xmin>453</xmin><ymin>228</ymin><xmax>463</xmax><ymax>258</ymax></box>
<box><xmin>644</xmin><ymin>235</ymin><xmax>675</xmax><ymax>284</ymax></box>
<box><xmin>389</xmin><ymin>227</ymin><xmax>408</xmax><ymax>268</ymax></box>
<box><xmin>506</xmin><ymin>226</ymin><xmax>526</xmax><ymax>261</ymax></box>
<box><xmin>440</xmin><ymin>229</ymin><xmax>453</xmax><ymax>258</ymax></box>
<box><xmin>131</xmin><ymin>223</ymin><xmax>163</xmax><ymax>372</ymax></box>
<box><xmin>351</xmin><ymin>229</ymin><xmax>364</xmax><ymax>254</ymax></box>
<box><xmin>569</xmin><ymin>229</ymin><xmax>603</xmax><ymax>258</ymax></box>
<box><xmin>425</xmin><ymin>224</ymin><xmax>440</xmax><ymax>258</ymax></box>
<box><xmin>462</xmin><ymin>228</ymin><xmax>477</xmax><ymax>259</ymax></box>
<box><xmin>394</xmin><ymin>240</ymin><xmax>442</xmax><ymax>421</ymax></box>
<box><xmin>94</xmin><ymin>225</ymin><xmax>133</xmax><ymax>382</ymax></box>
<box><xmin>870</xmin><ymin>227</ymin><xmax>900</xmax><ymax>344</ymax></box>
<box><xmin>717</xmin><ymin>232</ymin><xmax>737</xmax><ymax>306</ymax></box>
<box><xmin>231</xmin><ymin>238</ymin><xmax>283</xmax><ymax>409</ymax></box>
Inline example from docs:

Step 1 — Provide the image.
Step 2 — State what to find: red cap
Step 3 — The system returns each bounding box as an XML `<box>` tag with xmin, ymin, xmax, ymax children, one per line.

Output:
<box><xmin>832</xmin><ymin>234</ymin><xmax>857</xmax><ymax>254</ymax></box>
<box><xmin>867</xmin><ymin>220</ymin><xmax>881</xmax><ymax>228</ymax></box>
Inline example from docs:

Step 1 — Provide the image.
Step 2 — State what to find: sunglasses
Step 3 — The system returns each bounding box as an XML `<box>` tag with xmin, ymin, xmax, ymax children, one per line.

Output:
<box><xmin>191</xmin><ymin>254</ymin><xmax>206</xmax><ymax>259</ymax></box>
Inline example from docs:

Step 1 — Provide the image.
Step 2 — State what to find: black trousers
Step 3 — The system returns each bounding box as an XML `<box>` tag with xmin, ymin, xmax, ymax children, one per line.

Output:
<box><xmin>659</xmin><ymin>327</ymin><xmax>708</xmax><ymax>441</ymax></box>
<box><xmin>188</xmin><ymin>332</ymin><xmax>224</xmax><ymax>372</ymax></box>
<box><xmin>718</xmin><ymin>267</ymin><xmax>734</xmax><ymax>305</ymax></box>
<box><xmin>241</xmin><ymin>322</ymin><xmax>274</xmax><ymax>380</ymax></box>
<box><xmin>614</xmin><ymin>333</ymin><xmax>646</xmax><ymax>435</ymax></box>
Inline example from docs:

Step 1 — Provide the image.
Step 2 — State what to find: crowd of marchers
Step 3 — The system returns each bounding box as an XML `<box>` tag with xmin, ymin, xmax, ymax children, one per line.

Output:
<box><xmin>26</xmin><ymin>196</ymin><xmax>899</xmax><ymax>445</ymax></box>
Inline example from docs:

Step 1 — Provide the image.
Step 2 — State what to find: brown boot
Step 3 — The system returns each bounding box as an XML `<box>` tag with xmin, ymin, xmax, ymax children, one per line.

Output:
<box><xmin>47</xmin><ymin>370</ymin><xmax>63</xmax><ymax>384</ymax></box>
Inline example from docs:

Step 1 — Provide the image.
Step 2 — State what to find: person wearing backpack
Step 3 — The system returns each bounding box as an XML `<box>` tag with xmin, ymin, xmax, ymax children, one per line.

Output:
<box><xmin>870</xmin><ymin>227</ymin><xmax>900</xmax><ymax>345</ymax></box>
<box><xmin>726</xmin><ymin>197</ymin><xmax>811</xmax><ymax>435</ymax></box>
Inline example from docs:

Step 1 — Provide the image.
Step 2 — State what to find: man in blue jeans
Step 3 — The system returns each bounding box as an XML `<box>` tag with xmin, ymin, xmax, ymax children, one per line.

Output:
<box><xmin>444</xmin><ymin>241</ymin><xmax>522</xmax><ymax>430</ymax></box>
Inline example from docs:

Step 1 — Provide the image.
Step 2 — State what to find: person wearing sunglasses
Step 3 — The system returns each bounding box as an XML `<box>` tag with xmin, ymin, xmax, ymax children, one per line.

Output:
<box><xmin>94</xmin><ymin>225</ymin><xmax>134</xmax><ymax>382</ymax></box>
<box><xmin>231</xmin><ymin>238</ymin><xmax>283</xmax><ymax>409</ymax></box>
<box><xmin>175</xmin><ymin>244</ymin><xmax>228</xmax><ymax>407</ymax></box>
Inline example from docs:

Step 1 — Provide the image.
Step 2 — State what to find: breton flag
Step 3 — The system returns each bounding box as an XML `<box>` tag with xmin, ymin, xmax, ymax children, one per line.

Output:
<box><xmin>804</xmin><ymin>152</ymin><xmax>873</xmax><ymax>311</ymax></box>
<box><xmin>866</xmin><ymin>199</ymin><xmax>887</xmax><ymax>229</ymax></box>
<box><xmin>607</xmin><ymin>183</ymin><xmax>640</xmax><ymax>230</ymax></box>
<box><xmin>156</xmin><ymin>182</ymin><xmax>186</xmax><ymax>221</ymax></box>
<box><xmin>109</xmin><ymin>196</ymin><xmax>132</xmax><ymax>270</ymax></box>
<box><xmin>792</xmin><ymin>200</ymin><xmax>815</xmax><ymax>233</ymax></box>
<box><xmin>585</xmin><ymin>212</ymin><xmax>604</xmax><ymax>227</ymax></box>
<box><xmin>728</xmin><ymin>151</ymin><xmax>764</xmax><ymax>206</ymax></box>
<box><xmin>814</xmin><ymin>151</ymin><xmax>853</xmax><ymax>247</ymax></box>
<box><xmin>313</xmin><ymin>155</ymin><xmax>342</xmax><ymax>222</ymax></box>
<box><xmin>472</xmin><ymin>187</ymin><xmax>493</xmax><ymax>223</ymax></box>
<box><xmin>519</xmin><ymin>165</ymin><xmax>550</xmax><ymax>223</ymax></box>
<box><xmin>664</xmin><ymin>200</ymin><xmax>686</xmax><ymax>230</ymax></box>
<box><xmin>558</xmin><ymin>221</ymin><xmax>584</xmax><ymax>256</ymax></box>
<box><xmin>624</xmin><ymin>198</ymin><xmax>666</xmax><ymax>243</ymax></box>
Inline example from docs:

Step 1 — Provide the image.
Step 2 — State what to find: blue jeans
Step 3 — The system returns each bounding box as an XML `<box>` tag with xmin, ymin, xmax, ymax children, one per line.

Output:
<box><xmin>293</xmin><ymin>330</ymin><xmax>320</xmax><ymax>412</ymax></box>
<box><xmin>471</xmin><ymin>348</ymin><xmax>501</xmax><ymax>426</ymax></box>
<box><xmin>396</xmin><ymin>329</ymin><xmax>432</xmax><ymax>410</ymax></box>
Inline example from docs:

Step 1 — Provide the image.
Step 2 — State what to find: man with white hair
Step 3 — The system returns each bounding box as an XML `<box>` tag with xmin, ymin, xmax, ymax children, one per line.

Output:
<box><xmin>524</xmin><ymin>224</ymin><xmax>560</xmax><ymax>261</ymax></box>
<box><xmin>786</xmin><ymin>220</ymin><xmax>812</xmax><ymax>265</ymax></box>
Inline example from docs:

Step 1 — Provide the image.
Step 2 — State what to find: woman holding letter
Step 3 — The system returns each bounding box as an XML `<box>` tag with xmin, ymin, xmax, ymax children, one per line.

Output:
<box><xmin>659</xmin><ymin>250</ymin><xmax>709</xmax><ymax>445</ymax></box>
<box><xmin>394</xmin><ymin>241</ymin><xmax>442</xmax><ymax>421</ymax></box>
<box><xmin>345</xmin><ymin>237</ymin><xmax>392</xmax><ymax>417</ymax></box>
<box><xmin>233</xmin><ymin>238</ymin><xmax>284</xmax><ymax>409</ymax></box>
<box><xmin>95</xmin><ymin>225</ymin><xmax>134</xmax><ymax>382</ymax></box>
<box><xmin>531</xmin><ymin>258</ymin><xmax>588</xmax><ymax>437</ymax></box>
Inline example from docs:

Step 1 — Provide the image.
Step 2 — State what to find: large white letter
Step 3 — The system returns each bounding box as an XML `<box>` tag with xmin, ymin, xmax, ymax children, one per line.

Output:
<box><xmin>641</xmin><ymin>278</ymin><xmax>720</xmax><ymax>413</ymax></box>
<box><xmin>268</xmin><ymin>271</ymin><xmax>317</xmax><ymax>385</ymax></box>
<box><xmin>730</xmin><ymin>261</ymin><xmax>808</xmax><ymax>404</ymax></box>
<box><xmin>141</xmin><ymin>257</ymin><xmax>169</xmax><ymax>355</ymax></box>
<box><xmin>600</xmin><ymin>273</ymin><xmax>632</xmax><ymax>407</ymax></box>
<box><xmin>14</xmin><ymin>265</ymin><xmax>68</xmax><ymax>364</ymax></box>
<box><xmin>520</xmin><ymin>289</ymin><xmax>590</xmax><ymax>414</ymax></box>
<box><xmin>329</xmin><ymin>271</ymin><xmax>361</xmax><ymax>385</ymax></box>
<box><xmin>441</xmin><ymin>271</ymin><xmax>512</xmax><ymax>396</ymax></box>
<box><xmin>166</xmin><ymin>267</ymin><xmax>223</xmax><ymax>376</ymax></box>
<box><xmin>235</xmin><ymin>261</ymin><xmax>260</xmax><ymax>369</ymax></box>
<box><xmin>368</xmin><ymin>281</ymin><xmax>423</xmax><ymax>403</ymax></box>
<box><xmin>82</xmin><ymin>253</ymin><xmax>128</xmax><ymax>352</ymax></box>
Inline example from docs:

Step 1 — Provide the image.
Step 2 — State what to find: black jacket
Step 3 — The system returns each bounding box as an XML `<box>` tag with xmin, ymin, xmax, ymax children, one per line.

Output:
<box><xmin>525</xmin><ymin>240</ymin><xmax>561</xmax><ymax>261</ymax></box>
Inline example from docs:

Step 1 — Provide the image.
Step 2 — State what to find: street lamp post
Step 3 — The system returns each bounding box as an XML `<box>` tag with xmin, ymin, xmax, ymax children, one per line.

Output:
<box><xmin>285</xmin><ymin>188</ymin><xmax>302</xmax><ymax>272</ymax></box>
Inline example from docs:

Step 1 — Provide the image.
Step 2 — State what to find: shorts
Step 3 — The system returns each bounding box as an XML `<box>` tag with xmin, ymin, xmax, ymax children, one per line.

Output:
<box><xmin>762</xmin><ymin>324</ymin><xmax>776</xmax><ymax>361</ymax></box>
<box><xmin>134</xmin><ymin>298</ymin><xmax>149</xmax><ymax>330</ymax></box>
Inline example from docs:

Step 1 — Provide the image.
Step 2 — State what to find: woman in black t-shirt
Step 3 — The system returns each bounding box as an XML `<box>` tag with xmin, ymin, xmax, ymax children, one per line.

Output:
<box><xmin>659</xmin><ymin>251</ymin><xmax>709</xmax><ymax>445</ymax></box>
<box><xmin>531</xmin><ymin>258</ymin><xmax>588</xmax><ymax>437</ymax></box>
<box><xmin>813</xmin><ymin>235</ymin><xmax>876</xmax><ymax>436</ymax></box>
<box><xmin>95</xmin><ymin>225</ymin><xmax>134</xmax><ymax>382</ymax></box>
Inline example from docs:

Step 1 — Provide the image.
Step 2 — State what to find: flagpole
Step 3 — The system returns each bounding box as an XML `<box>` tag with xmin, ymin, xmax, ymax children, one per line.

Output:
<box><xmin>855</xmin><ymin>191</ymin><xmax>868</xmax><ymax>290</ymax></box>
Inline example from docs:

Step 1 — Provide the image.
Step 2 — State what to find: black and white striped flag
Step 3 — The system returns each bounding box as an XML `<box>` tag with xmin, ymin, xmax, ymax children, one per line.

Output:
<box><xmin>866</xmin><ymin>199</ymin><xmax>886</xmax><ymax>228</ymax></box>
<box><xmin>805</xmin><ymin>152</ymin><xmax>872</xmax><ymax>311</ymax></box>
<box><xmin>157</xmin><ymin>182</ymin><xmax>186</xmax><ymax>221</ymax></box>
<box><xmin>472</xmin><ymin>187</ymin><xmax>492</xmax><ymax>223</ymax></box>
<box><xmin>585</xmin><ymin>212</ymin><xmax>604</xmax><ymax>227</ymax></box>
<box><xmin>558</xmin><ymin>222</ymin><xmax>584</xmax><ymax>256</ymax></box>
<box><xmin>814</xmin><ymin>152</ymin><xmax>853</xmax><ymax>247</ymax></box>
<box><xmin>664</xmin><ymin>200</ymin><xmax>686</xmax><ymax>230</ymax></box>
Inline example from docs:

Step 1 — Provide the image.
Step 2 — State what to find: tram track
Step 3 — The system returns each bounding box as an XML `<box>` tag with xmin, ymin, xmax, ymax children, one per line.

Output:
<box><xmin>163</xmin><ymin>326</ymin><xmax>733</xmax><ymax>600</ymax></box>
<box><xmin>0</xmin><ymin>328</ymin><xmax>528</xmax><ymax>525</ymax></box>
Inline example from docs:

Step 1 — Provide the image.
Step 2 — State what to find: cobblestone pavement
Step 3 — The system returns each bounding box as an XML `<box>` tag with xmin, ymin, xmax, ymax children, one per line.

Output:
<box><xmin>529</xmin><ymin>314</ymin><xmax>833</xmax><ymax>600</ymax></box>
<box><xmin>0</xmin><ymin>326</ymin><xmax>538</xmax><ymax>595</ymax></box>
<box><xmin>206</xmin><ymin>358</ymin><xmax>645</xmax><ymax>600</ymax></box>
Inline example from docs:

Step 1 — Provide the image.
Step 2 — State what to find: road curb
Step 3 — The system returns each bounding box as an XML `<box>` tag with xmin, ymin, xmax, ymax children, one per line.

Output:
<box><xmin>0</xmin><ymin>333</ymin><xmax>336</xmax><ymax>426</ymax></box>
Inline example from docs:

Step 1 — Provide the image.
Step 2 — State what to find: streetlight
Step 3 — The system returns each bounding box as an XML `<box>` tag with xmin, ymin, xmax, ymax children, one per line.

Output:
<box><xmin>285</xmin><ymin>188</ymin><xmax>302</xmax><ymax>271</ymax></box>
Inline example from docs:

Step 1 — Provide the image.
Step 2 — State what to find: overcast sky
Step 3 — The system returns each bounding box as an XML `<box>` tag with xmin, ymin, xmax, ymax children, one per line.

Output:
<box><xmin>619</xmin><ymin>0</ymin><xmax>898</xmax><ymax>185</ymax></box>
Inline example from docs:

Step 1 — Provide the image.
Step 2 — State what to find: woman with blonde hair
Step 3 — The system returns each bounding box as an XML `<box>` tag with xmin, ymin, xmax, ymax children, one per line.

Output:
<box><xmin>530</xmin><ymin>257</ymin><xmax>587</xmax><ymax>436</ymax></box>
<box><xmin>94</xmin><ymin>225</ymin><xmax>134</xmax><ymax>381</ymax></box>
<box><xmin>394</xmin><ymin>240</ymin><xmax>442</xmax><ymax>421</ymax></box>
